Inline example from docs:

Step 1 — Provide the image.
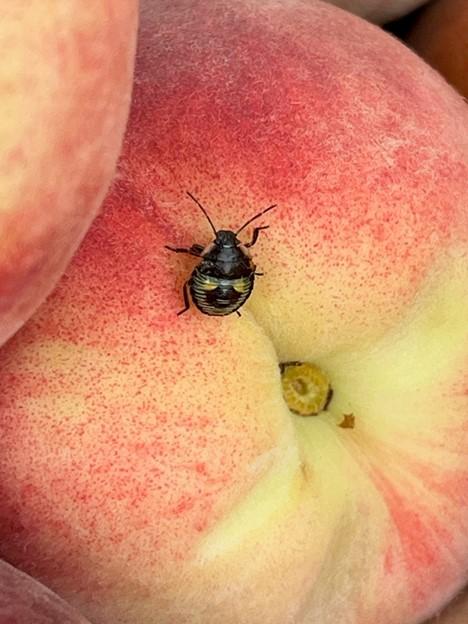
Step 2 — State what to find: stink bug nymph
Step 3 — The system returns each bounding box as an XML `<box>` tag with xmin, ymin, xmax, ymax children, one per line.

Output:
<box><xmin>166</xmin><ymin>192</ymin><xmax>276</xmax><ymax>317</ymax></box>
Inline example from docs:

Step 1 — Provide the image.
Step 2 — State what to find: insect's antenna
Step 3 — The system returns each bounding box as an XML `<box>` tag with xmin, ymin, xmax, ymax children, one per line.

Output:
<box><xmin>186</xmin><ymin>191</ymin><xmax>217</xmax><ymax>236</ymax></box>
<box><xmin>235</xmin><ymin>204</ymin><xmax>277</xmax><ymax>235</ymax></box>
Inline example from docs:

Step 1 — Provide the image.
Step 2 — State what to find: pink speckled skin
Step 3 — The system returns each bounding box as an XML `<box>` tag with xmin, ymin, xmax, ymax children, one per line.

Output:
<box><xmin>0</xmin><ymin>1</ymin><xmax>467</xmax><ymax>623</ymax></box>
<box><xmin>0</xmin><ymin>1</ymin><xmax>138</xmax><ymax>346</ymax></box>
<box><xmin>0</xmin><ymin>559</ymin><xmax>91</xmax><ymax>624</ymax></box>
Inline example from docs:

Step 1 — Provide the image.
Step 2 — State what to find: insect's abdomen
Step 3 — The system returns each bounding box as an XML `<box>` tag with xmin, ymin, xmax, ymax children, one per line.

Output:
<box><xmin>190</xmin><ymin>269</ymin><xmax>254</xmax><ymax>316</ymax></box>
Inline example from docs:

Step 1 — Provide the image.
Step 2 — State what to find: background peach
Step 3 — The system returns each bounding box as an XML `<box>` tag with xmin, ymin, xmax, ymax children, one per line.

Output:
<box><xmin>0</xmin><ymin>1</ymin><xmax>466</xmax><ymax>624</ymax></box>
<box><xmin>406</xmin><ymin>0</ymin><xmax>468</xmax><ymax>99</ymax></box>
<box><xmin>0</xmin><ymin>1</ymin><xmax>138</xmax><ymax>346</ymax></box>
<box><xmin>323</xmin><ymin>0</ymin><xmax>429</xmax><ymax>23</ymax></box>
<box><xmin>0</xmin><ymin>559</ymin><xmax>91</xmax><ymax>623</ymax></box>
<box><xmin>427</xmin><ymin>589</ymin><xmax>468</xmax><ymax>624</ymax></box>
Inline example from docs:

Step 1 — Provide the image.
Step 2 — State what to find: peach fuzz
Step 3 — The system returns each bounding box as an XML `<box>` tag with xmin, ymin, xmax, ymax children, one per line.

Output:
<box><xmin>406</xmin><ymin>0</ymin><xmax>468</xmax><ymax>99</ymax></box>
<box><xmin>0</xmin><ymin>1</ymin><xmax>138</xmax><ymax>346</ymax></box>
<box><xmin>323</xmin><ymin>0</ymin><xmax>429</xmax><ymax>23</ymax></box>
<box><xmin>0</xmin><ymin>559</ymin><xmax>91</xmax><ymax>624</ymax></box>
<box><xmin>0</xmin><ymin>1</ymin><xmax>467</xmax><ymax>624</ymax></box>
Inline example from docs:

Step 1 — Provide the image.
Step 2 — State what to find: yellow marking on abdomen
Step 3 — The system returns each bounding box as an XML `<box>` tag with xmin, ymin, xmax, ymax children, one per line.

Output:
<box><xmin>232</xmin><ymin>277</ymin><xmax>251</xmax><ymax>294</ymax></box>
<box><xmin>198</xmin><ymin>277</ymin><xmax>219</xmax><ymax>291</ymax></box>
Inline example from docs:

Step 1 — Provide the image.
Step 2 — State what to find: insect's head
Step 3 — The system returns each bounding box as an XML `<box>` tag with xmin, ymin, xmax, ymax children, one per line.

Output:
<box><xmin>214</xmin><ymin>230</ymin><xmax>239</xmax><ymax>247</ymax></box>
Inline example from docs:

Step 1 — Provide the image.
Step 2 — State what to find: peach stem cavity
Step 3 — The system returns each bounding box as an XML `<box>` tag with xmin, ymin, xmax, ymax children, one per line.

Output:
<box><xmin>280</xmin><ymin>361</ymin><xmax>332</xmax><ymax>416</ymax></box>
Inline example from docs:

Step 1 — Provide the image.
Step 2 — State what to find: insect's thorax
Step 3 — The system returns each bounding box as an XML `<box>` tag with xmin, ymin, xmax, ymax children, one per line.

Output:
<box><xmin>202</xmin><ymin>241</ymin><xmax>253</xmax><ymax>277</ymax></box>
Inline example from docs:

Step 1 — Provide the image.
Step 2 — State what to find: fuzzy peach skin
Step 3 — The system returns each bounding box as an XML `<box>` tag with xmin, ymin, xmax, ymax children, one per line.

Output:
<box><xmin>0</xmin><ymin>1</ymin><xmax>467</xmax><ymax>623</ymax></box>
<box><xmin>0</xmin><ymin>1</ymin><xmax>138</xmax><ymax>346</ymax></box>
<box><xmin>0</xmin><ymin>559</ymin><xmax>91</xmax><ymax>624</ymax></box>
<box><xmin>323</xmin><ymin>0</ymin><xmax>429</xmax><ymax>23</ymax></box>
<box><xmin>406</xmin><ymin>0</ymin><xmax>468</xmax><ymax>100</ymax></box>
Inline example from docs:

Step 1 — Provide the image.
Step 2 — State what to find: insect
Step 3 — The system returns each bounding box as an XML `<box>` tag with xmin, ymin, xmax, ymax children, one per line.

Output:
<box><xmin>166</xmin><ymin>191</ymin><xmax>276</xmax><ymax>316</ymax></box>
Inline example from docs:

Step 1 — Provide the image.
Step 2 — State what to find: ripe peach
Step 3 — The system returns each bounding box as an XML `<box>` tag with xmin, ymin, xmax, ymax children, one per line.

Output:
<box><xmin>323</xmin><ymin>0</ymin><xmax>429</xmax><ymax>23</ymax></box>
<box><xmin>0</xmin><ymin>559</ymin><xmax>91</xmax><ymax>623</ymax></box>
<box><xmin>406</xmin><ymin>0</ymin><xmax>468</xmax><ymax>99</ymax></box>
<box><xmin>0</xmin><ymin>1</ymin><xmax>138</xmax><ymax>346</ymax></box>
<box><xmin>0</xmin><ymin>1</ymin><xmax>467</xmax><ymax>623</ymax></box>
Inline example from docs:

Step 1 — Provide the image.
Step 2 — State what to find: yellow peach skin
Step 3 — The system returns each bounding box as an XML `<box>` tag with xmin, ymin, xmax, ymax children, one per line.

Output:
<box><xmin>0</xmin><ymin>1</ymin><xmax>467</xmax><ymax>623</ymax></box>
<box><xmin>0</xmin><ymin>1</ymin><xmax>138</xmax><ymax>346</ymax></box>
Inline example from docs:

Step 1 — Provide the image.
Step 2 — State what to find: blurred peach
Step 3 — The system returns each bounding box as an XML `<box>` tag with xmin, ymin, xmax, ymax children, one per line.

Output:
<box><xmin>0</xmin><ymin>559</ymin><xmax>91</xmax><ymax>623</ymax></box>
<box><xmin>406</xmin><ymin>0</ymin><xmax>468</xmax><ymax>98</ymax></box>
<box><xmin>323</xmin><ymin>0</ymin><xmax>429</xmax><ymax>23</ymax></box>
<box><xmin>0</xmin><ymin>1</ymin><xmax>138</xmax><ymax>346</ymax></box>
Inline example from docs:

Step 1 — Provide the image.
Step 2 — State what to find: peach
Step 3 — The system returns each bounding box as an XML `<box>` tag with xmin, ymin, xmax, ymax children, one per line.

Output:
<box><xmin>0</xmin><ymin>1</ymin><xmax>138</xmax><ymax>346</ymax></box>
<box><xmin>428</xmin><ymin>589</ymin><xmax>468</xmax><ymax>624</ymax></box>
<box><xmin>406</xmin><ymin>0</ymin><xmax>468</xmax><ymax>99</ymax></box>
<box><xmin>0</xmin><ymin>1</ymin><xmax>467</xmax><ymax>623</ymax></box>
<box><xmin>323</xmin><ymin>0</ymin><xmax>429</xmax><ymax>23</ymax></box>
<box><xmin>0</xmin><ymin>559</ymin><xmax>91</xmax><ymax>623</ymax></box>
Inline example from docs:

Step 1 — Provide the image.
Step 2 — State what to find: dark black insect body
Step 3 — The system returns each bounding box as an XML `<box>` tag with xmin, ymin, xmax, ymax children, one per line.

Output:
<box><xmin>166</xmin><ymin>192</ymin><xmax>276</xmax><ymax>317</ymax></box>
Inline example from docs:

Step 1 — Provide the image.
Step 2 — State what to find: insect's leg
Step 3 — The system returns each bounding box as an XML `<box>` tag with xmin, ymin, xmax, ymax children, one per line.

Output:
<box><xmin>165</xmin><ymin>244</ymin><xmax>204</xmax><ymax>257</ymax></box>
<box><xmin>244</xmin><ymin>225</ymin><xmax>269</xmax><ymax>248</ymax></box>
<box><xmin>255</xmin><ymin>272</ymin><xmax>264</xmax><ymax>276</ymax></box>
<box><xmin>177</xmin><ymin>281</ymin><xmax>191</xmax><ymax>316</ymax></box>
<box><xmin>236</xmin><ymin>310</ymin><xmax>242</xmax><ymax>317</ymax></box>
<box><xmin>189</xmin><ymin>244</ymin><xmax>205</xmax><ymax>255</ymax></box>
